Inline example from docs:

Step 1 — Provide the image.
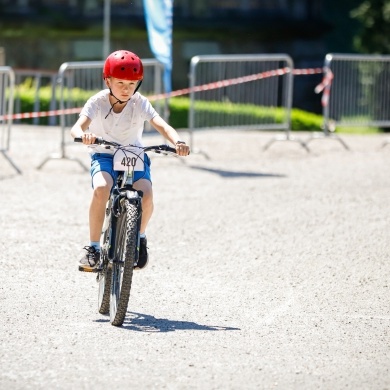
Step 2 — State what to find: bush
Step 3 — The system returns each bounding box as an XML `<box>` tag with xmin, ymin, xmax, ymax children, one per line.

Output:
<box><xmin>290</xmin><ymin>108</ymin><xmax>323</xmax><ymax>131</ymax></box>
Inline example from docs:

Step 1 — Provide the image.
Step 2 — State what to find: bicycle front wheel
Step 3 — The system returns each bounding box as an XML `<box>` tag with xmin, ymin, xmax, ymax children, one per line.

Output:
<box><xmin>110</xmin><ymin>198</ymin><xmax>139</xmax><ymax>326</ymax></box>
<box><xmin>98</xmin><ymin>265</ymin><xmax>112</xmax><ymax>315</ymax></box>
<box><xmin>97</xmin><ymin>204</ymin><xmax>112</xmax><ymax>314</ymax></box>
<box><xmin>98</xmin><ymin>228</ymin><xmax>112</xmax><ymax>315</ymax></box>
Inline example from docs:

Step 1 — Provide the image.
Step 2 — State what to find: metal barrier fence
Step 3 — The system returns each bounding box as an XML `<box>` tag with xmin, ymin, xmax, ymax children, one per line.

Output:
<box><xmin>314</xmin><ymin>53</ymin><xmax>390</xmax><ymax>149</ymax></box>
<box><xmin>188</xmin><ymin>54</ymin><xmax>308</xmax><ymax>152</ymax></box>
<box><xmin>14</xmin><ymin>69</ymin><xmax>58</xmax><ymax>126</ymax></box>
<box><xmin>0</xmin><ymin>66</ymin><xmax>19</xmax><ymax>173</ymax></box>
<box><xmin>38</xmin><ymin>59</ymin><xmax>165</xmax><ymax>170</ymax></box>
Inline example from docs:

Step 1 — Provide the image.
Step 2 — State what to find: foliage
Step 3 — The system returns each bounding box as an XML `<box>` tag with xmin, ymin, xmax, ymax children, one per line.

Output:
<box><xmin>290</xmin><ymin>108</ymin><xmax>323</xmax><ymax>131</ymax></box>
<box><xmin>351</xmin><ymin>0</ymin><xmax>390</xmax><ymax>53</ymax></box>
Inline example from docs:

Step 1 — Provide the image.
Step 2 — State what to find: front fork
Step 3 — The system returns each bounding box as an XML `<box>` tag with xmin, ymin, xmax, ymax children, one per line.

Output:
<box><xmin>107</xmin><ymin>189</ymin><xmax>143</xmax><ymax>266</ymax></box>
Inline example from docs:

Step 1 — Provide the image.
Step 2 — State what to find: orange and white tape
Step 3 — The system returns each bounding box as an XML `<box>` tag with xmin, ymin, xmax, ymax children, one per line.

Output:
<box><xmin>0</xmin><ymin>67</ymin><xmax>331</xmax><ymax>121</ymax></box>
<box><xmin>314</xmin><ymin>68</ymin><xmax>334</xmax><ymax>107</ymax></box>
<box><xmin>1</xmin><ymin>107</ymin><xmax>82</xmax><ymax>121</ymax></box>
<box><xmin>148</xmin><ymin>67</ymin><xmax>293</xmax><ymax>101</ymax></box>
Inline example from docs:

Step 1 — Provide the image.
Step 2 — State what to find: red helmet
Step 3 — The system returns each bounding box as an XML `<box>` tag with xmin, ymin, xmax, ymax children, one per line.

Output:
<box><xmin>103</xmin><ymin>50</ymin><xmax>144</xmax><ymax>81</ymax></box>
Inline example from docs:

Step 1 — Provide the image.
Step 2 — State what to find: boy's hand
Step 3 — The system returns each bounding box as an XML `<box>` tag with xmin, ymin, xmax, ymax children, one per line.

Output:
<box><xmin>175</xmin><ymin>141</ymin><xmax>190</xmax><ymax>156</ymax></box>
<box><xmin>81</xmin><ymin>133</ymin><xmax>97</xmax><ymax>145</ymax></box>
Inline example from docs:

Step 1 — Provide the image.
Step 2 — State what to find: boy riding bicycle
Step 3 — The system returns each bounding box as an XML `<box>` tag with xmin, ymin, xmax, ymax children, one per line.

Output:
<box><xmin>70</xmin><ymin>50</ymin><xmax>190</xmax><ymax>272</ymax></box>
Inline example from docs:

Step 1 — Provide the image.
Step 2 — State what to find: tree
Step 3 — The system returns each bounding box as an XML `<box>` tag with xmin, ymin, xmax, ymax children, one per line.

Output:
<box><xmin>351</xmin><ymin>0</ymin><xmax>390</xmax><ymax>54</ymax></box>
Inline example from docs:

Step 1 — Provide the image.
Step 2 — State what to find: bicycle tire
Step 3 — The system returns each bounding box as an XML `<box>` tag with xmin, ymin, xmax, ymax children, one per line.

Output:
<box><xmin>98</xmin><ymin>228</ymin><xmax>112</xmax><ymax>315</ymax></box>
<box><xmin>98</xmin><ymin>249</ymin><xmax>112</xmax><ymax>314</ymax></box>
<box><xmin>110</xmin><ymin>198</ymin><xmax>138</xmax><ymax>326</ymax></box>
<box><xmin>98</xmin><ymin>267</ymin><xmax>112</xmax><ymax>314</ymax></box>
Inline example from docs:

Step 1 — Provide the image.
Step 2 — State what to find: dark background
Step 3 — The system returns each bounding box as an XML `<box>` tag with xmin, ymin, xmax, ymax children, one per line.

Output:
<box><xmin>0</xmin><ymin>0</ymin><xmax>368</xmax><ymax>113</ymax></box>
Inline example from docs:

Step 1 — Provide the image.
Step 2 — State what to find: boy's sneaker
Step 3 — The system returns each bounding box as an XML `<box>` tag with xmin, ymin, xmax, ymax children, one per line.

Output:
<box><xmin>135</xmin><ymin>237</ymin><xmax>149</xmax><ymax>270</ymax></box>
<box><xmin>79</xmin><ymin>246</ymin><xmax>100</xmax><ymax>272</ymax></box>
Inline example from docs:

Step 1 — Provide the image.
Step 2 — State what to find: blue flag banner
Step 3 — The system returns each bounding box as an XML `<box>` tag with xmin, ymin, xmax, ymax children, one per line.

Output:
<box><xmin>143</xmin><ymin>0</ymin><xmax>173</xmax><ymax>93</ymax></box>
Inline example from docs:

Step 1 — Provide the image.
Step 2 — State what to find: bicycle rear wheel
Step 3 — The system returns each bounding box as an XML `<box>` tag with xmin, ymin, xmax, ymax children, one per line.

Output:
<box><xmin>110</xmin><ymin>198</ymin><xmax>138</xmax><ymax>326</ymax></box>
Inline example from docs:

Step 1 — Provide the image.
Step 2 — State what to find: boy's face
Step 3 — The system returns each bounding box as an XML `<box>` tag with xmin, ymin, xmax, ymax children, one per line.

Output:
<box><xmin>106</xmin><ymin>77</ymin><xmax>140</xmax><ymax>100</ymax></box>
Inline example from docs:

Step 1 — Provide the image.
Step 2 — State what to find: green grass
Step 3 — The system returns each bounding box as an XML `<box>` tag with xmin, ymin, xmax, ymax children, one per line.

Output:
<box><xmin>334</xmin><ymin>126</ymin><xmax>381</xmax><ymax>134</ymax></box>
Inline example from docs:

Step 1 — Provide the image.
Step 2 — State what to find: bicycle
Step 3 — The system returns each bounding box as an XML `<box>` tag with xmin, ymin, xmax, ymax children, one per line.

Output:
<box><xmin>75</xmin><ymin>137</ymin><xmax>178</xmax><ymax>326</ymax></box>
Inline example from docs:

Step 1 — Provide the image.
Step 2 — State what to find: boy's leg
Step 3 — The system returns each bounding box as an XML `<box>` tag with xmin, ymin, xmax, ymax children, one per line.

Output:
<box><xmin>133</xmin><ymin>178</ymin><xmax>153</xmax><ymax>234</ymax></box>
<box><xmin>79</xmin><ymin>170</ymin><xmax>113</xmax><ymax>272</ymax></box>
<box><xmin>133</xmin><ymin>178</ymin><xmax>153</xmax><ymax>270</ymax></box>
<box><xmin>90</xmin><ymin>171</ymin><xmax>113</xmax><ymax>242</ymax></box>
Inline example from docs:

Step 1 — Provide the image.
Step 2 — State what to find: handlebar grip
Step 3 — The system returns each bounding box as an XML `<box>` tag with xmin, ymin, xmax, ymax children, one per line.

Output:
<box><xmin>73</xmin><ymin>137</ymin><xmax>103</xmax><ymax>144</ymax></box>
<box><xmin>167</xmin><ymin>146</ymin><xmax>177</xmax><ymax>154</ymax></box>
<box><xmin>149</xmin><ymin>145</ymin><xmax>178</xmax><ymax>154</ymax></box>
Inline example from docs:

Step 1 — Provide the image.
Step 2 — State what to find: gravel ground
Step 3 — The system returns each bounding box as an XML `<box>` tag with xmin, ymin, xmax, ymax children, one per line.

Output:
<box><xmin>1</xmin><ymin>125</ymin><xmax>389</xmax><ymax>390</ymax></box>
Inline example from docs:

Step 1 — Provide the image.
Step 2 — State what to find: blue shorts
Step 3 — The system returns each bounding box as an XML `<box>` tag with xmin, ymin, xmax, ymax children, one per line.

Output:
<box><xmin>90</xmin><ymin>153</ymin><xmax>152</xmax><ymax>188</ymax></box>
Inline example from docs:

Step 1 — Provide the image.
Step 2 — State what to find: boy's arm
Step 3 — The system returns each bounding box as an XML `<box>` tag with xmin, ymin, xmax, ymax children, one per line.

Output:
<box><xmin>150</xmin><ymin>115</ymin><xmax>190</xmax><ymax>156</ymax></box>
<box><xmin>70</xmin><ymin>115</ymin><xmax>95</xmax><ymax>143</ymax></box>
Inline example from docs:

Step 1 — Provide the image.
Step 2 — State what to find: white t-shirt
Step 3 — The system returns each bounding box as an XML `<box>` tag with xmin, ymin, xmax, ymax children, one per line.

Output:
<box><xmin>80</xmin><ymin>89</ymin><xmax>158</xmax><ymax>155</ymax></box>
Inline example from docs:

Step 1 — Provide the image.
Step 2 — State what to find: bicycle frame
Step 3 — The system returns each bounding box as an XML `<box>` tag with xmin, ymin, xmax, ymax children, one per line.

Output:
<box><xmin>105</xmin><ymin>171</ymin><xmax>143</xmax><ymax>268</ymax></box>
<box><xmin>74</xmin><ymin>136</ymin><xmax>177</xmax><ymax>272</ymax></box>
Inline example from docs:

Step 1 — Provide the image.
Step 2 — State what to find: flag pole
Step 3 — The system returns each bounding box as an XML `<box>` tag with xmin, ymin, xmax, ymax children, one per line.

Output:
<box><xmin>103</xmin><ymin>0</ymin><xmax>111</xmax><ymax>59</ymax></box>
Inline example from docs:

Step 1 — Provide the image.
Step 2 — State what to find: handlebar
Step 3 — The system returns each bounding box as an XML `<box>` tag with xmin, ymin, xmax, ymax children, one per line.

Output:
<box><xmin>74</xmin><ymin>136</ymin><xmax>106</xmax><ymax>145</ymax></box>
<box><xmin>74</xmin><ymin>137</ymin><xmax>178</xmax><ymax>155</ymax></box>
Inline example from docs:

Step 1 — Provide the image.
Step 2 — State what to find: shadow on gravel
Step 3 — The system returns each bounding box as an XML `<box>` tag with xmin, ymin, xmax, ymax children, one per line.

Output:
<box><xmin>0</xmin><ymin>175</ymin><xmax>16</xmax><ymax>181</ymax></box>
<box><xmin>189</xmin><ymin>165</ymin><xmax>286</xmax><ymax>179</ymax></box>
<box><xmin>0</xmin><ymin>171</ymin><xmax>19</xmax><ymax>180</ymax></box>
<box><xmin>115</xmin><ymin>312</ymin><xmax>241</xmax><ymax>332</ymax></box>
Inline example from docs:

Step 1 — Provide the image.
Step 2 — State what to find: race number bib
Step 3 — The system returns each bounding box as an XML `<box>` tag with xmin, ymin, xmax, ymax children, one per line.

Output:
<box><xmin>113</xmin><ymin>148</ymin><xmax>145</xmax><ymax>172</ymax></box>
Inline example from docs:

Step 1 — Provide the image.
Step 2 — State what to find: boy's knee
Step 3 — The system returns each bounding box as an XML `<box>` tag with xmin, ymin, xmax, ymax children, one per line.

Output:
<box><xmin>93</xmin><ymin>185</ymin><xmax>110</xmax><ymax>200</ymax></box>
<box><xmin>143</xmin><ymin>192</ymin><xmax>153</xmax><ymax>204</ymax></box>
<box><xmin>142</xmin><ymin>192</ymin><xmax>154</xmax><ymax>211</ymax></box>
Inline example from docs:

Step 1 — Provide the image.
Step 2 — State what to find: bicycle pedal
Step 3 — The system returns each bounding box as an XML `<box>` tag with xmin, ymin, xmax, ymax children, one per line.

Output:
<box><xmin>78</xmin><ymin>266</ymin><xmax>99</xmax><ymax>273</ymax></box>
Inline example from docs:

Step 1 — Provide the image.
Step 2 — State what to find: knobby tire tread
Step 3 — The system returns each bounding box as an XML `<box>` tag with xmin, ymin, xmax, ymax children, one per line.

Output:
<box><xmin>98</xmin><ymin>268</ymin><xmax>112</xmax><ymax>315</ymax></box>
<box><xmin>98</xmin><ymin>226</ymin><xmax>112</xmax><ymax>314</ymax></box>
<box><xmin>110</xmin><ymin>199</ymin><xmax>138</xmax><ymax>326</ymax></box>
